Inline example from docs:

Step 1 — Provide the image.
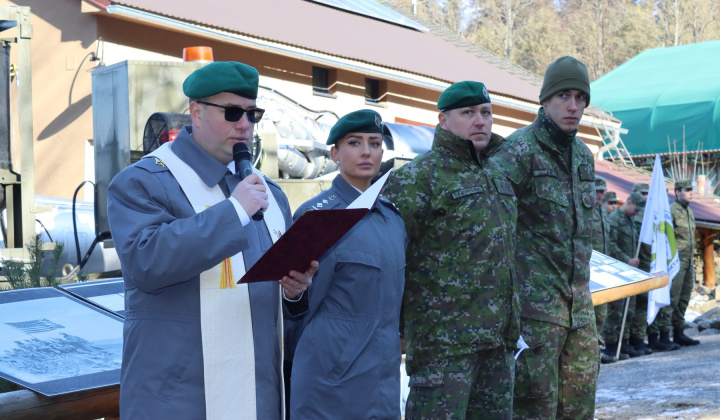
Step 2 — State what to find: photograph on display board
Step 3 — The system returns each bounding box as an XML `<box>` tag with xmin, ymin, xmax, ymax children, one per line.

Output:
<box><xmin>590</xmin><ymin>250</ymin><xmax>654</xmax><ymax>293</ymax></box>
<box><xmin>0</xmin><ymin>287</ymin><xmax>123</xmax><ymax>396</ymax></box>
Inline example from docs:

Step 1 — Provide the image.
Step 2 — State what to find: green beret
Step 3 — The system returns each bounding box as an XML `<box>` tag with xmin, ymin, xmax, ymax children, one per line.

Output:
<box><xmin>675</xmin><ymin>179</ymin><xmax>693</xmax><ymax>190</ymax></box>
<box><xmin>603</xmin><ymin>191</ymin><xmax>618</xmax><ymax>203</ymax></box>
<box><xmin>628</xmin><ymin>191</ymin><xmax>646</xmax><ymax>208</ymax></box>
<box><xmin>327</xmin><ymin>109</ymin><xmax>383</xmax><ymax>145</ymax></box>
<box><xmin>594</xmin><ymin>176</ymin><xmax>607</xmax><ymax>191</ymax></box>
<box><xmin>183</xmin><ymin>61</ymin><xmax>259</xmax><ymax>100</ymax></box>
<box><xmin>437</xmin><ymin>81</ymin><xmax>491</xmax><ymax>111</ymax></box>
<box><xmin>539</xmin><ymin>56</ymin><xmax>590</xmax><ymax>105</ymax></box>
<box><xmin>632</xmin><ymin>183</ymin><xmax>649</xmax><ymax>193</ymax></box>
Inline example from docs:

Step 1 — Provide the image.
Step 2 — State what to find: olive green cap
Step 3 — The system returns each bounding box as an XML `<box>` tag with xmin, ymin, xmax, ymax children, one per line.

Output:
<box><xmin>183</xmin><ymin>61</ymin><xmax>259</xmax><ymax>100</ymax></box>
<box><xmin>594</xmin><ymin>175</ymin><xmax>607</xmax><ymax>191</ymax></box>
<box><xmin>628</xmin><ymin>191</ymin><xmax>646</xmax><ymax>208</ymax></box>
<box><xmin>632</xmin><ymin>183</ymin><xmax>649</xmax><ymax>193</ymax></box>
<box><xmin>438</xmin><ymin>81</ymin><xmax>490</xmax><ymax>111</ymax></box>
<box><xmin>539</xmin><ymin>56</ymin><xmax>590</xmax><ymax>105</ymax></box>
<box><xmin>603</xmin><ymin>191</ymin><xmax>618</xmax><ymax>203</ymax></box>
<box><xmin>674</xmin><ymin>179</ymin><xmax>693</xmax><ymax>190</ymax></box>
<box><xmin>327</xmin><ymin>109</ymin><xmax>383</xmax><ymax>145</ymax></box>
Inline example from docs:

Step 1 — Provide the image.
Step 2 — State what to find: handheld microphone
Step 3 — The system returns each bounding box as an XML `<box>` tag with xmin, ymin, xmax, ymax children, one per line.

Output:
<box><xmin>233</xmin><ymin>142</ymin><xmax>264</xmax><ymax>221</ymax></box>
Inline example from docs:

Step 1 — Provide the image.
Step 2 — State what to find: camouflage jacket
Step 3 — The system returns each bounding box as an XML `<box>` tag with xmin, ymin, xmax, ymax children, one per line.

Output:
<box><xmin>634</xmin><ymin>210</ymin><xmax>652</xmax><ymax>272</ymax></box>
<box><xmin>383</xmin><ymin>125</ymin><xmax>520</xmax><ymax>374</ymax></box>
<box><xmin>593</xmin><ymin>204</ymin><xmax>610</xmax><ymax>255</ymax></box>
<box><xmin>671</xmin><ymin>199</ymin><xmax>696</xmax><ymax>263</ymax></box>
<box><xmin>489</xmin><ymin>109</ymin><xmax>595</xmax><ymax>329</ymax></box>
<box><xmin>608</xmin><ymin>208</ymin><xmax>637</xmax><ymax>264</ymax></box>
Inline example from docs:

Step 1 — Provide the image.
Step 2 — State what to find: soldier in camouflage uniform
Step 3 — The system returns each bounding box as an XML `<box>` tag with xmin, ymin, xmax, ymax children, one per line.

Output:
<box><xmin>384</xmin><ymin>81</ymin><xmax>520</xmax><ymax>419</ymax></box>
<box><xmin>601</xmin><ymin>192</ymin><xmax>645</xmax><ymax>360</ymax></box>
<box><xmin>628</xmin><ymin>183</ymin><xmax>653</xmax><ymax>355</ymax></box>
<box><xmin>490</xmin><ymin>56</ymin><xmax>598</xmax><ymax>419</ymax></box>
<box><xmin>648</xmin><ymin>179</ymin><xmax>700</xmax><ymax>347</ymax></box>
<box><xmin>603</xmin><ymin>191</ymin><xmax>618</xmax><ymax>214</ymax></box>
<box><xmin>592</xmin><ymin>176</ymin><xmax>614</xmax><ymax>364</ymax></box>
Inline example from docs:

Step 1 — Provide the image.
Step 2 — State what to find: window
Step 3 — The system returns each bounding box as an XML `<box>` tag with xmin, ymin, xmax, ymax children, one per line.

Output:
<box><xmin>312</xmin><ymin>66</ymin><xmax>336</xmax><ymax>98</ymax></box>
<box><xmin>365</xmin><ymin>78</ymin><xmax>382</xmax><ymax>106</ymax></box>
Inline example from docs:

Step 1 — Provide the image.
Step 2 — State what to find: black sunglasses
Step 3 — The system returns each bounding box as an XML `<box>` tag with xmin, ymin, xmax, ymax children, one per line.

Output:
<box><xmin>196</xmin><ymin>101</ymin><xmax>265</xmax><ymax>123</ymax></box>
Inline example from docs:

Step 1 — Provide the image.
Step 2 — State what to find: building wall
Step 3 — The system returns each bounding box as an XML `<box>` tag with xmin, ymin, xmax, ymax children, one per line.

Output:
<box><xmin>2</xmin><ymin>0</ymin><xmax>98</xmax><ymax>200</ymax></box>
<box><xmin>3</xmin><ymin>1</ymin><xmax>600</xmax><ymax>204</ymax></box>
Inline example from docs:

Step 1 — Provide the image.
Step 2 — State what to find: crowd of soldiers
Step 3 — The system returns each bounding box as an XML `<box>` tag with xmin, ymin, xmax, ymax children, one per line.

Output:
<box><xmin>592</xmin><ymin>177</ymin><xmax>701</xmax><ymax>365</ymax></box>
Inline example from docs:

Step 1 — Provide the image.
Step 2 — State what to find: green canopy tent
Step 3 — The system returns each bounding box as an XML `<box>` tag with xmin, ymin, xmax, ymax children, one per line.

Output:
<box><xmin>591</xmin><ymin>40</ymin><xmax>720</xmax><ymax>157</ymax></box>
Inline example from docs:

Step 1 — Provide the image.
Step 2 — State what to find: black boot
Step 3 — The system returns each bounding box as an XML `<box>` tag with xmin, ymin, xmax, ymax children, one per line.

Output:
<box><xmin>660</xmin><ymin>331</ymin><xmax>681</xmax><ymax>351</ymax></box>
<box><xmin>673</xmin><ymin>328</ymin><xmax>700</xmax><ymax>346</ymax></box>
<box><xmin>648</xmin><ymin>333</ymin><xmax>676</xmax><ymax>352</ymax></box>
<box><xmin>604</xmin><ymin>342</ymin><xmax>629</xmax><ymax>361</ymax></box>
<box><xmin>630</xmin><ymin>337</ymin><xmax>652</xmax><ymax>355</ymax></box>
<box><xmin>622</xmin><ymin>339</ymin><xmax>644</xmax><ymax>358</ymax></box>
<box><xmin>600</xmin><ymin>352</ymin><xmax>617</xmax><ymax>364</ymax></box>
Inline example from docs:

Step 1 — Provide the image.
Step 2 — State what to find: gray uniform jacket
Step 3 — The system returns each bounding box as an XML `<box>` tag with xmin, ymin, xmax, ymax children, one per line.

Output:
<box><xmin>288</xmin><ymin>175</ymin><xmax>406</xmax><ymax>420</ymax></box>
<box><xmin>108</xmin><ymin>127</ymin><xmax>300</xmax><ymax>420</ymax></box>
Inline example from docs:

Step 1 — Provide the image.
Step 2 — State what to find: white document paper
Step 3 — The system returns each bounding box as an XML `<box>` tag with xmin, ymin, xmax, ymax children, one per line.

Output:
<box><xmin>347</xmin><ymin>169</ymin><xmax>392</xmax><ymax>210</ymax></box>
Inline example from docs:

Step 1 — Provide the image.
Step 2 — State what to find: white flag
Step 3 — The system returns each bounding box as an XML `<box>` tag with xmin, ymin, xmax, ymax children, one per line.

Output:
<box><xmin>639</xmin><ymin>154</ymin><xmax>680</xmax><ymax>324</ymax></box>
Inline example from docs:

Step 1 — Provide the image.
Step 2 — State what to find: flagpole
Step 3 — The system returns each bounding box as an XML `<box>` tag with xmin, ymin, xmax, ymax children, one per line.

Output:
<box><xmin>616</xmin><ymin>297</ymin><xmax>631</xmax><ymax>360</ymax></box>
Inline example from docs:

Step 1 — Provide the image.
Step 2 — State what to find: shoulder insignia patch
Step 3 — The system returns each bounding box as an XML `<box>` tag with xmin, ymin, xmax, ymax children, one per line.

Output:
<box><xmin>578</xmin><ymin>164</ymin><xmax>594</xmax><ymax>182</ymax></box>
<box><xmin>492</xmin><ymin>177</ymin><xmax>515</xmax><ymax>197</ymax></box>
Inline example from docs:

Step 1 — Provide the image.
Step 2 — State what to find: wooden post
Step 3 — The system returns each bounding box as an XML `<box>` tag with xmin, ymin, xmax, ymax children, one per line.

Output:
<box><xmin>702</xmin><ymin>229</ymin><xmax>716</xmax><ymax>287</ymax></box>
<box><xmin>0</xmin><ymin>386</ymin><xmax>119</xmax><ymax>420</ymax></box>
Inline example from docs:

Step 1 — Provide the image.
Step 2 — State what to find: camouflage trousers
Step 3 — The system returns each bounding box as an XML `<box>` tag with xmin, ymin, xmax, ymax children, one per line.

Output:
<box><xmin>648</xmin><ymin>260</ymin><xmax>695</xmax><ymax>334</ymax></box>
<box><xmin>514</xmin><ymin>318</ymin><xmax>598</xmax><ymax>420</ymax></box>
<box><xmin>594</xmin><ymin>304</ymin><xmax>607</xmax><ymax>343</ymax></box>
<box><xmin>405</xmin><ymin>346</ymin><xmax>515</xmax><ymax>419</ymax></box>
<box><xmin>602</xmin><ymin>296</ymin><xmax>634</xmax><ymax>344</ymax></box>
<box><xmin>603</xmin><ymin>293</ymin><xmax>648</xmax><ymax>343</ymax></box>
<box><xmin>630</xmin><ymin>292</ymin><xmax>648</xmax><ymax>339</ymax></box>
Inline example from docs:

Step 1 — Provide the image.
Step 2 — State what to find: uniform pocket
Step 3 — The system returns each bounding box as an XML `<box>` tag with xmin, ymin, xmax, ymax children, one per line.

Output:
<box><xmin>533</xmin><ymin>176</ymin><xmax>569</xmax><ymax>207</ymax></box>
<box><xmin>295</xmin><ymin>315</ymin><xmax>372</xmax><ymax>384</ymax></box>
<box><xmin>155</xmin><ymin>325</ymin><xmax>201</xmax><ymax>402</ymax></box>
<box><xmin>332</xmin><ymin>249</ymin><xmax>382</xmax><ymax>315</ymax></box>
<box><xmin>514</xmin><ymin>336</ymin><xmax>553</xmax><ymax>399</ymax></box>
<box><xmin>408</xmin><ymin>364</ymin><xmax>444</xmax><ymax>388</ymax></box>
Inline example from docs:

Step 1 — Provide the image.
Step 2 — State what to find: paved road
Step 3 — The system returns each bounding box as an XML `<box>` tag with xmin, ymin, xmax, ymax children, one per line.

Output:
<box><xmin>595</xmin><ymin>330</ymin><xmax>720</xmax><ymax>419</ymax></box>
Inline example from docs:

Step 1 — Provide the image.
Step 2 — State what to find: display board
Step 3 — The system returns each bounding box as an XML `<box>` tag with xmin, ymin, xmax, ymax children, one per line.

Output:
<box><xmin>590</xmin><ymin>251</ymin><xmax>653</xmax><ymax>292</ymax></box>
<box><xmin>589</xmin><ymin>251</ymin><xmax>668</xmax><ymax>305</ymax></box>
<box><xmin>60</xmin><ymin>278</ymin><xmax>125</xmax><ymax>318</ymax></box>
<box><xmin>0</xmin><ymin>287</ymin><xmax>123</xmax><ymax>396</ymax></box>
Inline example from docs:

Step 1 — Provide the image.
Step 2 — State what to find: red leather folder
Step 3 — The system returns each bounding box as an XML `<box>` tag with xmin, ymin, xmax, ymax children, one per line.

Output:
<box><xmin>239</xmin><ymin>207</ymin><xmax>370</xmax><ymax>283</ymax></box>
<box><xmin>239</xmin><ymin>170</ymin><xmax>392</xmax><ymax>284</ymax></box>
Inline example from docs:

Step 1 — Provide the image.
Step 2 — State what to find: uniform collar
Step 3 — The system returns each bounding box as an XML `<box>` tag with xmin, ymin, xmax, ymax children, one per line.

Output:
<box><xmin>432</xmin><ymin>125</ymin><xmax>504</xmax><ymax>166</ymax></box>
<box><xmin>675</xmin><ymin>197</ymin><xmax>690</xmax><ymax>208</ymax></box>
<box><xmin>331</xmin><ymin>175</ymin><xmax>362</xmax><ymax>205</ymax></box>
<box><xmin>173</xmin><ymin>126</ymin><xmax>230</xmax><ymax>188</ymax></box>
<box><xmin>531</xmin><ymin>108</ymin><xmax>579</xmax><ymax>154</ymax></box>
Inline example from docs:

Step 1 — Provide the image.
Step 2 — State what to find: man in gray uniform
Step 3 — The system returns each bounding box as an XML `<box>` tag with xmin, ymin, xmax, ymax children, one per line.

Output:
<box><xmin>108</xmin><ymin>62</ymin><xmax>317</xmax><ymax>420</ymax></box>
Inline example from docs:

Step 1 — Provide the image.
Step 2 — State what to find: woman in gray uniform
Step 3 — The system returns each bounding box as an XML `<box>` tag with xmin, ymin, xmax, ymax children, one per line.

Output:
<box><xmin>288</xmin><ymin>109</ymin><xmax>407</xmax><ymax>419</ymax></box>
